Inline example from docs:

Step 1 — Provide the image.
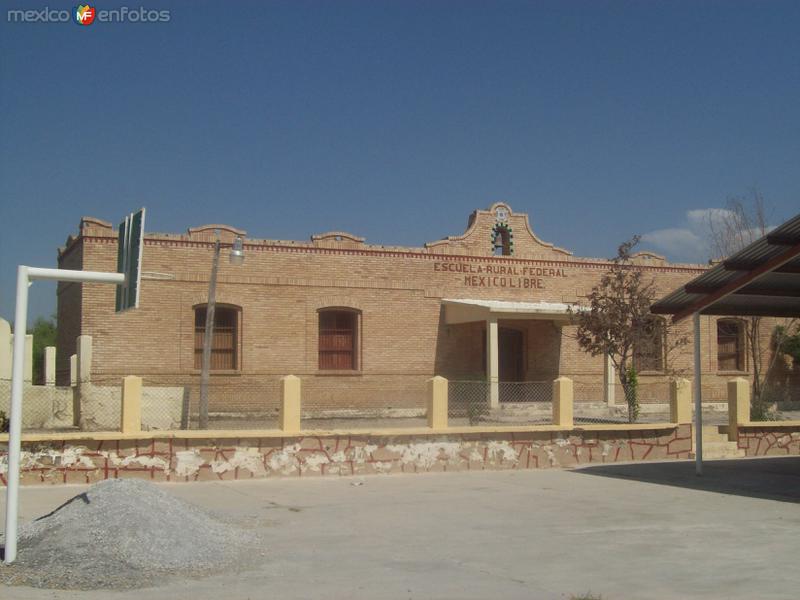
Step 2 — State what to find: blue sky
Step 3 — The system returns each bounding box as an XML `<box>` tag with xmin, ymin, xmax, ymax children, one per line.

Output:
<box><xmin>1</xmin><ymin>0</ymin><xmax>799</xmax><ymax>325</ymax></box>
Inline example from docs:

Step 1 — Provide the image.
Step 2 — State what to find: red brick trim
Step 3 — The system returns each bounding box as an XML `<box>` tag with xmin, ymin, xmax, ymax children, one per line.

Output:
<box><xmin>76</xmin><ymin>234</ymin><xmax>708</xmax><ymax>275</ymax></box>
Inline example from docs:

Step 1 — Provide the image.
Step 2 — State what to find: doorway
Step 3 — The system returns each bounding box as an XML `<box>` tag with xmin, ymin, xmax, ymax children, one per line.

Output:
<box><xmin>498</xmin><ymin>327</ymin><xmax>525</xmax><ymax>382</ymax></box>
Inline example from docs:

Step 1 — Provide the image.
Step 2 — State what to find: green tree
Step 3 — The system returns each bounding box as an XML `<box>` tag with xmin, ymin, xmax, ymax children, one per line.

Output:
<box><xmin>31</xmin><ymin>316</ymin><xmax>57</xmax><ymax>384</ymax></box>
<box><xmin>570</xmin><ymin>237</ymin><xmax>687</xmax><ymax>423</ymax></box>
<box><xmin>777</xmin><ymin>324</ymin><xmax>800</xmax><ymax>365</ymax></box>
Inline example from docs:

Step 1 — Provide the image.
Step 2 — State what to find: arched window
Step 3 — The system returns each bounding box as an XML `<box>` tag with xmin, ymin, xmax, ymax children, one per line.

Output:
<box><xmin>717</xmin><ymin>319</ymin><xmax>744</xmax><ymax>371</ymax></box>
<box><xmin>318</xmin><ymin>309</ymin><xmax>359</xmax><ymax>370</ymax></box>
<box><xmin>634</xmin><ymin>316</ymin><xmax>665</xmax><ymax>372</ymax></box>
<box><xmin>194</xmin><ymin>304</ymin><xmax>240</xmax><ymax>370</ymax></box>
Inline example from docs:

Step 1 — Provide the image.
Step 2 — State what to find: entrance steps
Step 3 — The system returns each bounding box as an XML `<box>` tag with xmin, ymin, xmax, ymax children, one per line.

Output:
<box><xmin>689</xmin><ymin>425</ymin><xmax>745</xmax><ymax>459</ymax></box>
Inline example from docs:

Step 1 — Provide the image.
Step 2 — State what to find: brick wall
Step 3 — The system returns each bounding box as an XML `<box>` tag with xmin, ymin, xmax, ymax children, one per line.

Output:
<box><xmin>55</xmin><ymin>204</ymin><xmax>786</xmax><ymax>412</ymax></box>
<box><xmin>56</xmin><ymin>238</ymin><xmax>83</xmax><ymax>385</ymax></box>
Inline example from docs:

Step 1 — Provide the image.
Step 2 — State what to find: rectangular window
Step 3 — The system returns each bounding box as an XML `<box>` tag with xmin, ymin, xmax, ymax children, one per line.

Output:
<box><xmin>319</xmin><ymin>310</ymin><xmax>357</xmax><ymax>370</ymax></box>
<box><xmin>634</xmin><ymin>318</ymin><xmax>664</xmax><ymax>372</ymax></box>
<box><xmin>195</xmin><ymin>306</ymin><xmax>238</xmax><ymax>370</ymax></box>
<box><xmin>717</xmin><ymin>320</ymin><xmax>743</xmax><ymax>371</ymax></box>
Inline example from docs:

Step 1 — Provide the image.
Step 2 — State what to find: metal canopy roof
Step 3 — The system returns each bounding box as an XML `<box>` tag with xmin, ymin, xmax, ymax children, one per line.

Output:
<box><xmin>651</xmin><ymin>212</ymin><xmax>800</xmax><ymax>322</ymax></box>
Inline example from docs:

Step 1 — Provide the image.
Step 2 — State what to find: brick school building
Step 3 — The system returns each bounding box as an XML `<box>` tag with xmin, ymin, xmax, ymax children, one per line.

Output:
<box><xmin>55</xmin><ymin>203</ymin><xmax>762</xmax><ymax>418</ymax></box>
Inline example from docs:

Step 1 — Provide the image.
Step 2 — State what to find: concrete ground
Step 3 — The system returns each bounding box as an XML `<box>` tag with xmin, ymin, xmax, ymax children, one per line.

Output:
<box><xmin>2</xmin><ymin>457</ymin><xmax>799</xmax><ymax>600</ymax></box>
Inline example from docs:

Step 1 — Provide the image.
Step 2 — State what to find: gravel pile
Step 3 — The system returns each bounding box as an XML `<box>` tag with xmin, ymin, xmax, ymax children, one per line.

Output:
<box><xmin>0</xmin><ymin>479</ymin><xmax>263</xmax><ymax>590</ymax></box>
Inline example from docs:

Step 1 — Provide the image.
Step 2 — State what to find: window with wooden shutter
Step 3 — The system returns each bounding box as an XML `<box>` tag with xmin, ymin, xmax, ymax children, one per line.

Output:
<box><xmin>194</xmin><ymin>305</ymin><xmax>239</xmax><ymax>370</ymax></box>
<box><xmin>717</xmin><ymin>319</ymin><xmax>744</xmax><ymax>371</ymax></box>
<box><xmin>634</xmin><ymin>317</ymin><xmax>665</xmax><ymax>372</ymax></box>
<box><xmin>318</xmin><ymin>309</ymin><xmax>358</xmax><ymax>370</ymax></box>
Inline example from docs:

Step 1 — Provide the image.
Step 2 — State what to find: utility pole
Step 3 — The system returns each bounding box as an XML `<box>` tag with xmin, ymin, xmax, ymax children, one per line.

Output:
<box><xmin>199</xmin><ymin>235</ymin><xmax>221</xmax><ymax>429</ymax></box>
<box><xmin>198</xmin><ymin>232</ymin><xmax>244</xmax><ymax>429</ymax></box>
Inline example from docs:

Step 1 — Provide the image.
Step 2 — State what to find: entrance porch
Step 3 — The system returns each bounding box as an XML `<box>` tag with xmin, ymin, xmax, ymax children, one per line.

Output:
<box><xmin>441</xmin><ymin>299</ymin><xmax>571</xmax><ymax>407</ymax></box>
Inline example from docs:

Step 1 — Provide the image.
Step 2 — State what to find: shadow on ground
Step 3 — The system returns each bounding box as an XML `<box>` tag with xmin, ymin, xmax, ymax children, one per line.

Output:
<box><xmin>573</xmin><ymin>456</ymin><xmax>800</xmax><ymax>504</ymax></box>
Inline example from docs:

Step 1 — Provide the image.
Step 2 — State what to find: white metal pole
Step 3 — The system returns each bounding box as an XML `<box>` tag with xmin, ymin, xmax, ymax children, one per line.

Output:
<box><xmin>4</xmin><ymin>266</ymin><xmax>29</xmax><ymax>564</ymax></box>
<box><xmin>693</xmin><ymin>312</ymin><xmax>703</xmax><ymax>476</ymax></box>
<box><xmin>27</xmin><ymin>268</ymin><xmax>125</xmax><ymax>285</ymax></box>
<box><xmin>3</xmin><ymin>266</ymin><xmax>124</xmax><ymax>565</ymax></box>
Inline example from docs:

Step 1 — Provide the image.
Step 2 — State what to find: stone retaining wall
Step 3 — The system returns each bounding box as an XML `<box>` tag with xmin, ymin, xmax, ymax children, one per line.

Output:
<box><xmin>737</xmin><ymin>425</ymin><xmax>800</xmax><ymax>457</ymax></box>
<box><xmin>0</xmin><ymin>424</ymin><xmax>692</xmax><ymax>485</ymax></box>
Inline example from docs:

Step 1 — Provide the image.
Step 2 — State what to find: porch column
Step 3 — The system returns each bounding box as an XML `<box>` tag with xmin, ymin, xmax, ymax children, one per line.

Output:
<box><xmin>486</xmin><ymin>316</ymin><xmax>499</xmax><ymax>408</ymax></box>
<box><xmin>604</xmin><ymin>353</ymin><xmax>616</xmax><ymax>406</ymax></box>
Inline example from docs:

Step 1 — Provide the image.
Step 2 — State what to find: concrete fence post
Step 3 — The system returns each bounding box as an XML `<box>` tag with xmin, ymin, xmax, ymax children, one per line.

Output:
<box><xmin>70</xmin><ymin>354</ymin><xmax>79</xmax><ymax>425</ymax></box>
<box><xmin>427</xmin><ymin>375</ymin><xmax>449</xmax><ymax>430</ymax></box>
<box><xmin>604</xmin><ymin>354</ymin><xmax>616</xmax><ymax>406</ymax></box>
<box><xmin>552</xmin><ymin>376</ymin><xmax>573</xmax><ymax>427</ymax></box>
<box><xmin>76</xmin><ymin>335</ymin><xmax>92</xmax><ymax>383</ymax></box>
<box><xmin>728</xmin><ymin>377</ymin><xmax>750</xmax><ymax>442</ymax></box>
<box><xmin>69</xmin><ymin>354</ymin><xmax>78</xmax><ymax>387</ymax></box>
<box><xmin>0</xmin><ymin>318</ymin><xmax>11</xmax><ymax>380</ymax></box>
<box><xmin>44</xmin><ymin>346</ymin><xmax>56</xmax><ymax>386</ymax></box>
<box><xmin>670</xmin><ymin>378</ymin><xmax>692</xmax><ymax>424</ymax></box>
<box><xmin>121</xmin><ymin>375</ymin><xmax>142</xmax><ymax>434</ymax></box>
<box><xmin>280</xmin><ymin>375</ymin><xmax>301</xmax><ymax>433</ymax></box>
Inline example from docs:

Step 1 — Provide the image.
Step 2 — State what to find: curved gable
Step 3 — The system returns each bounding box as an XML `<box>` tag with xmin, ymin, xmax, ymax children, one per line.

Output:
<box><xmin>425</xmin><ymin>202</ymin><xmax>572</xmax><ymax>259</ymax></box>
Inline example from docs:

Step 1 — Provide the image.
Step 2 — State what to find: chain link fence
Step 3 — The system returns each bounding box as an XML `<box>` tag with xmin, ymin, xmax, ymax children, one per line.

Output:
<box><xmin>756</xmin><ymin>383</ymin><xmax>800</xmax><ymax>421</ymax></box>
<box><xmin>81</xmin><ymin>376</ymin><xmax>281</xmax><ymax>431</ymax></box>
<box><xmin>8</xmin><ymin>372</ymin><xmax>759</xmax><ymax>433</ymax></box>
<box><xmin>572</xmin><ymin>380</ymin><xmax>674</xmax><ymax>424</ymax></box>
<box><xmin>448</xmin><ymin>380</ymin><xmax>490</xmax><ymax>426</ymax></box>
<box><xmin>633</xmin><ymin>381</ymin><xmax>672</xmax><ymax>424</ymax></box>
<box><xmin>300</xmin><ymin>377</ymin><xmax>428</xmax><ymax>429</ymax></box>
<box><xmin>572</xmin><ymin>381</ymin><xmax>618</xmax><ymax>424</ymax></box>
<box><xmin>144</xmin><ymin>378</ymin><xmax>281</xmax><ymax>430</ymax></box>
<box><xmin>448</xmin><ymin>380</ymin><xmax>553</xmax><ymax>426</ymax></box>
<box><xmin>0</xmin><ymin>379</ymin><xmax>75</xmax><ymax>433</ymax></box>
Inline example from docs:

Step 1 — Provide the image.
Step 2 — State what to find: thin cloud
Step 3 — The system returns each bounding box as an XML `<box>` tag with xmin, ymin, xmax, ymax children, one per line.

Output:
<box><xmin>641</xmin><ymin>208</ymin><xmax>728</xmax><ymax>264</ymax></box>
<box><xmin>642</xmin><ymin>207</ymin><xmax>776</xmax><ymax>264</ymax></box>
<box><xmin>686</xmin><ymin>208</ymin><xmax>735</xmax><ymax>230</ymax></box>
<box><xmin>642</xmin><ymin>226</ymin><xmax>707</xmax><ymax>263</ymax></box>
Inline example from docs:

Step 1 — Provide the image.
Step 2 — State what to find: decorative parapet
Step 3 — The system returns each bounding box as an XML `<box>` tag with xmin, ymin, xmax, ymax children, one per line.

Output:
<box><xmin>80</xmin><ymin>216</ymin><xmax>113</xmax><ymax>236</ymax></box>
<box><xmin>311</xmin><ymin>231</ymin><xmax>366</xmax><ymax>249</ymax></box>
<box><xmin>61</xmin><ymin>208</ymin><xmax>709</xmax><ymax>274</ymax></box>
<box><xmin>425</xmin><ymin>202</ymin><xmax>574</xmax><ymax>259</ymax></box>
<box><xmin>187</xmin><ymin>224</ymin><xmax>247</xmax><ymax>243</ymax></box>
<box><xmin>630</xmin><ymin>251</ymin><xmax>667</xmax><ymax>266</ymax></box>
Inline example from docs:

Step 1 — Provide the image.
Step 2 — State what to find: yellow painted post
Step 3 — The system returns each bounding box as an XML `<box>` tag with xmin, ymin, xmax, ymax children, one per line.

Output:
<box><xmin>427</xmin><ymin>376</ymin><xmax>449</xmax><ymax>430</ymax></box>
<box><xmin>552</xmin><ymin>376</ymin><xmax>573</xmax><ymax>427</ymax></box>
<box><xmin>120</xmin><ymin>375</ymin><xmax>142</xmax><ymax>434</ymax></box>
<box><xmin>280</xmin><ymin>375</ymin><xmax>301</xmax><ymax>433</ymax></box>
<box><xmin>728</xmin><ymin>377</ymin><xmax>750</xmax><ymax>442</ymax></box>
<box><xmin>670</xmin><ymin>378</ymin><xmax>692</xmax><ymax>424</ymax></box>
